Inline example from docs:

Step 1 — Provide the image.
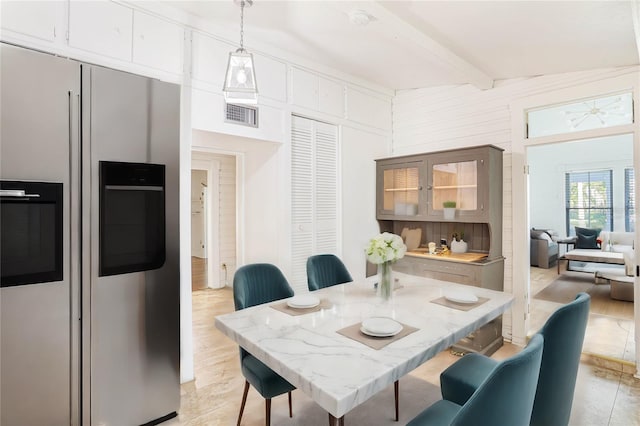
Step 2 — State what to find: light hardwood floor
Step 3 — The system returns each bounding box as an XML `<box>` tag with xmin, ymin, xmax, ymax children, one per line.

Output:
<box><xmin>174</xmin><ymin>262</ymin><xmax>639</xmax><ymax>425</ymax></box>
<box><xmin>191</xmin><ymin>257</ymin><xmax>208</xmax><ymax>291</ymax></box>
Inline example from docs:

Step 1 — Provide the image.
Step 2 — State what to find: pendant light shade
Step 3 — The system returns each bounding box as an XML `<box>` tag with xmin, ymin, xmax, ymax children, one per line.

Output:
<box><xmin>223</xmin><ymin>49</ymin><xmax>258</xmax><ymax>104</ymax></box>
<box><xmin>223</xmin><ymin>0</ymin><xmax>258</xmax><ymax>104</ymax></box>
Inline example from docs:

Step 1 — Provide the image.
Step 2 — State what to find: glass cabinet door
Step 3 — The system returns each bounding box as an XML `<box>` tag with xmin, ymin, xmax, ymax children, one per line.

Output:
<box><xmin>430</xmin><ymin>159</ymin><xmax>478</xmax><ymax>213</ymax></box>
<box><xmin>378</xmin><ymin>162</ymin><xmax>424</xmax><ymax>217</ymax></box>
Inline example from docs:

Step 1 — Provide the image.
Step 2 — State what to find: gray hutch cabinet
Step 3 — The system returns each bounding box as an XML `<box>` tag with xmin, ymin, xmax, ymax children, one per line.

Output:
<box><xmin>375</xmin><ymin>144</ymin><xmax>505</xmax><ymax>355</ymax></box>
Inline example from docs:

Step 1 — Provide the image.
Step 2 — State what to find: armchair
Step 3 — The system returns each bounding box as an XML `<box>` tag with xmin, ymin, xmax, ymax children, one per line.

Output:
<box><xmin>530</xmin><ymin>228</ymin><xmax>559</xmax><ymax>269</ymax></box>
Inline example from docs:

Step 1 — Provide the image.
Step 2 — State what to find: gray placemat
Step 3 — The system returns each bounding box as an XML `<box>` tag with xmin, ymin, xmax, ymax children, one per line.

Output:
<box><xmin>336</xmin><ymin>321</ymin><xmax>419</xmax><ymax>350</ymax></box>
<box><xmin>270</xmin><ymin>298</ymin><xmax>332</xmax><ymax>316</ymax></box>
<box><xmin>430</xmin><ymin>296</ymin><xmax>489</xmax><ymax>311</ymax></box>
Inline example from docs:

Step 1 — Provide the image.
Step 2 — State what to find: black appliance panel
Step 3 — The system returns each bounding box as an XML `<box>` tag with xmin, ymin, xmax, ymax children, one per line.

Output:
<box><xmin>0</xmin><ymin>180</ymin><xmax>64</xmax><ymax>287</ymax></box>
<box><xmin>99</xmin><ymin>161</ymin><xmax>166</xmax><ymax>276</ymax></box>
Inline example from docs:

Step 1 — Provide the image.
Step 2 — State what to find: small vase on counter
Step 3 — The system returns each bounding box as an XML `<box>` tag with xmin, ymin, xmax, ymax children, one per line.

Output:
<box><xmin>450</xmin><ymin>232</ymin><xmax>468</xmax><ymax>253</ymax></box>
<box><xmin>450</xmin><ymin>239</ymin><xmax>468</xmax><ymax>253</ymax></box>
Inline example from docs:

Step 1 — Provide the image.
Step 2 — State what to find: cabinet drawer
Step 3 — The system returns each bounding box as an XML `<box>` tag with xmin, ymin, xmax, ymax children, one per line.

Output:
<box><xmin>396</xmin><ymin>257</ymin><xmax>481</xmax><ymax>286</ymax></box>
<box><xmin>418</xmin><ymin>261</ymin><xmax>479</xmax><ymax>286</ymax></box>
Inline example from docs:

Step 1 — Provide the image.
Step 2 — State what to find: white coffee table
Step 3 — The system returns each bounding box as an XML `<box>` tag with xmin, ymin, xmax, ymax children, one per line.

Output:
<box><xmin>598</xmin><ymin>271</ymin><xmax>634</xmax><ymax>302</ymax></box>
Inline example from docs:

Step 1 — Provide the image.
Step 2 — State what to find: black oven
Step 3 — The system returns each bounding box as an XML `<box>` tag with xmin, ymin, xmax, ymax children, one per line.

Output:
<box><xmin>99</xmin><ymin>161</ymin><xmax>166</xmax><ymax>276</ymax></box>
<box><xmin>0</xmin><ymin>180</ymin><xmax>64</xmax><ymax>287</ymax></box>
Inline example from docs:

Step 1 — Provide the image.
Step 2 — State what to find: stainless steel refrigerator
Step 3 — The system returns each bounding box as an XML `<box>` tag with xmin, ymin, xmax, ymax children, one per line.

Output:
<box><xmin>0</xmin><ymin>43</ymin><xmax>180</xmax><ymax>425</ymax></box>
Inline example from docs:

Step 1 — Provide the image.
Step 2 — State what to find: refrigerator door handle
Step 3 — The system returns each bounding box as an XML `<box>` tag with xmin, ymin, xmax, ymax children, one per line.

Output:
<box><xmin>0</xmin><ymin>190</ymin><xmax>41</xmax><ymax>198</ymax></box>
<box><xmin>104</xmin><ymin>185</ymin><xmax>164</xmax><ymax>191</ymax></box>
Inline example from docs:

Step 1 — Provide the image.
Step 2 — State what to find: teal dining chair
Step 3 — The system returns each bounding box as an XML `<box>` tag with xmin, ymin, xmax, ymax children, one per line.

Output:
<box><xmin>440</xmin><ymin>292</ymin><xmax>590</xmax><ymax>426</ymax></box>
<box><xmin>407</xmin><ymin>334</ymin><xmax>544</xmax><ymax>426</ymax></box>
<box><xmin>306</xmin><ymin>254</ymin><xmax>353</xmax><ymax>291</ymax></box>
<box><xmin>233</xmin><ymin>263</ymin><xmax>296</xmax><ymax>426</ymax></box>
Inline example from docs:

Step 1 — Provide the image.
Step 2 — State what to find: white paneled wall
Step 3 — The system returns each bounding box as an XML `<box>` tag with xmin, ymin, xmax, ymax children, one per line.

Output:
<box><xmin>393</xmin><ymin>66</ymin><xmax>640</xmax><ymax>341</ymax></box>
<box><xmin>0</xmin><ymin>0</ymin><xmax>394</xmax><ymax>383</ymax></box>
<box><xmin>216</xmin><ymin>155</ymin><xmax>237</xmax><ymax>287</ymax></box>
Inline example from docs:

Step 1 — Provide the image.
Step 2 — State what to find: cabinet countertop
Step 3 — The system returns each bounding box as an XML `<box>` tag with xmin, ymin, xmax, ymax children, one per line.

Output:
<box><xmin>405</xmin><ymin>250</ymin><xmax>490</xmax><ymax>264</ymax></box>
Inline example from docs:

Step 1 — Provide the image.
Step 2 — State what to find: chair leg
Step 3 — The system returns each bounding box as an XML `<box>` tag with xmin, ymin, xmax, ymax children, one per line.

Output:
<box><xmin>265</xmin><ymin>398</ymin><xmax>272</xmax><ymax>426</ymax></box>
<box><xmin>288</xmin><ymin>391</ymin><xmax>293</xmax><ymax>417</ymax></box>
<box><xmin>394</xmin><ymin>380</ymin><xmax>399</xmax><ymax>421</ymax></box>
<box><xmin>237</xmin><ymin>380</ymin><xmax>250</xmax><ymax>426</ymax></box>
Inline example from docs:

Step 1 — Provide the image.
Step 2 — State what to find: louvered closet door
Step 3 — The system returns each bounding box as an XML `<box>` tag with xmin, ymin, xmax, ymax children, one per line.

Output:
<box><xmin>291</xmin><ymin>116</ymin><xmax>338</xmax><ymax>292</ymax></box>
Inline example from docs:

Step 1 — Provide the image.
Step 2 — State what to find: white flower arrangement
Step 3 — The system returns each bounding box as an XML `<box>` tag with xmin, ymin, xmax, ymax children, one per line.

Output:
<box><xmin>365</xmin><ymin>232</ymin><xmax>407</xmax><ymax>265</ymax></box>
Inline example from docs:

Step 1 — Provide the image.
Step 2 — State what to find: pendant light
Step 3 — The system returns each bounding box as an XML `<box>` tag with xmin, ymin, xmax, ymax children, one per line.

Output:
<box><xmin>223</xmin><ymin>0</ymin><xmax>258</xmax><ymax>104</ymax></box>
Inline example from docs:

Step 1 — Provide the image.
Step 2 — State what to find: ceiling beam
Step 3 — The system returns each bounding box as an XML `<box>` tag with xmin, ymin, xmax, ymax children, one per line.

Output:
<box><xmin>334</xmin><ymin>1</ymin><xmax>494</xmax><ymax>90</ymax></box>
<box><xmin>632</xmin><ymin>0</ymin><xmax>640</xmax><ymax>63</ymax></box>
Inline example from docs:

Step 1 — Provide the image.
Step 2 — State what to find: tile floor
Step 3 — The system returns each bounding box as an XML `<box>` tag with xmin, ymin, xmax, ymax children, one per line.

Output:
<box><xmin>168</xmin><ymin>275</ymin><xmax>639</xmax><ymax>426</ymax></box>
<box><xmin>530</xmin><ymin>265</ymin><xmax>636</xmax><ymax>374</ymax></box>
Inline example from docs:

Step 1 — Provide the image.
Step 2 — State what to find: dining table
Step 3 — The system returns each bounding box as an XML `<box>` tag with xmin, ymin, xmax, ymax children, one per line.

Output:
<box><xmin>215</xmin><ymin>272</ymin><xmax>514</xmax><ymax>425</ymax></box>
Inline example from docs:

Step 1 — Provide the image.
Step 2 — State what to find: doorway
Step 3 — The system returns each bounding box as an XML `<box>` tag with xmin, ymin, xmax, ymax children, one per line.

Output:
<box><xmin>527</xmin><ymin>135</ymin><xmax>635</xmax><ymax>362</ymax></box>
<box><xmin>191</xmin><ymin>158</ymin><xmax>219</xmax><ymax>290</ymax></box>
<box><xmin>191</xmin><ymin>152</ymin><xmax>237</xmax><ymax>290</ymax></box>
<box><xmin>191</xmin><ymin>169</ymin><xmax>209</xmax><ymax>291</ymax></box>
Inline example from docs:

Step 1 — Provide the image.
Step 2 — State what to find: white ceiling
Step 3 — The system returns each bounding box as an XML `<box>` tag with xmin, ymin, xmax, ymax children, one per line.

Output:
<box><xmin>166</xmin><ymin>0</ymin><xmax>640</xmax><ymax>91</ymax></box>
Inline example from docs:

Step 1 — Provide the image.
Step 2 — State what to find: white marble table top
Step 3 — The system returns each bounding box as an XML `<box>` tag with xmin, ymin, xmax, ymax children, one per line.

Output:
<box><xmin>214</xmin><ymin>273</ymin><xmax>514</xmax><ymax>418</ymax></box>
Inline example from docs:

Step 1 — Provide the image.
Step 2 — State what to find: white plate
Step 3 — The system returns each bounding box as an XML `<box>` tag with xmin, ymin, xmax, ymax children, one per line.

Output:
<box><xmin>444</xmin><ymin>290</ymin><xmax>478</xmax><ymax>304</ymax></box>
<box><xmin>360</xmin><ymin>326</ymin><xmax>402</xmax><ymax>338</ymax></box>
<box><xmin>287</xmin><ymin>294</ymin><xmax>320</xmax><ymax>309</ymax></box>
<box><xmin>362</xmin><ymin>317</ymin><xmax>403</xmax><ymax>335</ymax></box>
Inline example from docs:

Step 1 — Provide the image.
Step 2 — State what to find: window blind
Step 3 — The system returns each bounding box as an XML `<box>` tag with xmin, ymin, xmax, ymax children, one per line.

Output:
<box><xmin>625</xmin><ymin>168</ymin><xmax>635</xmax><ymax>232</ymax></box>
<box><xmin>564</xmin><ymin>170</ymin><xmax>613</xmax><ymax>235</ymax></box>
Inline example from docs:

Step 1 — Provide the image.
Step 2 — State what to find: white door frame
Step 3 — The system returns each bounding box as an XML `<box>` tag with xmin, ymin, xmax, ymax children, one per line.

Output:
<box><xmin>191</xmin><ymin>157</ymin><xmax>221</xmax><ymax>288</ymax></box>
<box><xmin>510</xmin><ymin>72</ymin><xmax>639</xmax><ymax>376</ymax></box>
<box><xmin>192</xmin><ymin>147</ymin><xmax>245</xmax><ymax>285</ymax></box>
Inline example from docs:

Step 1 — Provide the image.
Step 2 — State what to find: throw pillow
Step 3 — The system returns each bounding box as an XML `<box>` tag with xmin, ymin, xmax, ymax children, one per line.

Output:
<box><xmin>576</xmin><ymin>233</ymin><xmax>598</xmax><ymax>249</ymax></box>
<box><xmin>532</xmin><ymin>228</ymin><xmax>555</xmax><ymax>239</ymax></box>
<box><xmin>530</xmin><ymin>229</ymin><xmax>544</xmax><ymax>239</ymax></box>
<box><xmin>575</xmin><ymin>226</ymin><xmax>601</xmax><ymax>249</ymax></box>
<box><xmin>538</xmin><ymin>233</ymin><xmax>552</xmax><ymax>242</ymax></box>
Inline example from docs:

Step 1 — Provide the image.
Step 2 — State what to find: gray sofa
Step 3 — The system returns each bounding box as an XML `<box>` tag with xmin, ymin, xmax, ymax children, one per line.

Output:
<box><xmin>530</xmin><ymin>229</ymin><xmax>559</xmax><ymax>268</ymax></box>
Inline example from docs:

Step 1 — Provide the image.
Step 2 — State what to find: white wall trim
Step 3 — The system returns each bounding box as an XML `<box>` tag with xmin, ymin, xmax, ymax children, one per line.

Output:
<box><xmin>510</xmin><ymin>72</ymin><xmax>640</xmax><ymax>374</ymax></box>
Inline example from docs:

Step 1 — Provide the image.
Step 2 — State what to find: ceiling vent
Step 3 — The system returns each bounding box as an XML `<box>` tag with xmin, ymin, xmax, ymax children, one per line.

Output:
<box><xmin>225</xmin><ymin>103</ymin><xmax>258</xmax><ymax>128</ymax></box>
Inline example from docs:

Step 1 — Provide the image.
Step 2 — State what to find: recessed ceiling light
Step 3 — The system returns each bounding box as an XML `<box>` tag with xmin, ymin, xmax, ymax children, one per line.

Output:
<box><xmin>348</xmin><ymin>9</ymin><xmax>377</xmax><ymax>26</ymax></box>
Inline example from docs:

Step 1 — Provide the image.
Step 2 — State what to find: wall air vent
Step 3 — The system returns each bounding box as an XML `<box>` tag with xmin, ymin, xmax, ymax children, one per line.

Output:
<box><xmin>225</xmin><ymin>103</ymin><xmax>258</xmax><ymax>128</ymax></box>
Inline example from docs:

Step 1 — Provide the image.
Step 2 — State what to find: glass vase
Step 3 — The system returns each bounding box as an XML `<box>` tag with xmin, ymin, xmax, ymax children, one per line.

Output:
<box><xmin>377</xmin><ymin>261</ymin><xmax>393</xmax><ymax>302</ymax></box>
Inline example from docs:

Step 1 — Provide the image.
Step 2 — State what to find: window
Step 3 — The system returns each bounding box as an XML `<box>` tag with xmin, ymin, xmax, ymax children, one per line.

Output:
<box><xmin>625</xmin><ymin>168</ymin><xmax>635</xmax><ymax>232</ymax></box>
<box><xmin>527</xmin><ymin>92</ymin><xmax>633</xmax><ymax>138</ymax></box>
<box><xmin>565</xmin><ymin>170</ymin><xmax>613</xmax><ymax>235</ymax></box>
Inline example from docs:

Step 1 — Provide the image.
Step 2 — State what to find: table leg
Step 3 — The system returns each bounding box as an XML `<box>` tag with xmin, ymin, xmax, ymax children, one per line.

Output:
<box><xmin>394</xmin><ymin>380</ymin><xmax>399</xmax><ymax>421</ymax></box>
<box><xmin>328</xmin><ymin>413</ymin><xmax>344</xmax><ymax>426</ymax></box>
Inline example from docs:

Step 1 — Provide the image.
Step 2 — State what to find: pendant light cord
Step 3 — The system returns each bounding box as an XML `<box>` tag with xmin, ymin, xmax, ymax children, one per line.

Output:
<box><xmin>239</xmin><ymin>1</ymin><xmax>245</xmax><ymax>51</ymax></box>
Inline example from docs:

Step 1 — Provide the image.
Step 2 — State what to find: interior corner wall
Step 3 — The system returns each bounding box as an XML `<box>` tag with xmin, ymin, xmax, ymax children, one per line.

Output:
<box><xmin>392</xmin><ymin>66</ymin><xmax>640</xmax><ymax>340</ymax></box>
<box><xmin>341</xmin><ymin>125</ymin><xmax>390</xmax><ymax>279</ymax></box>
